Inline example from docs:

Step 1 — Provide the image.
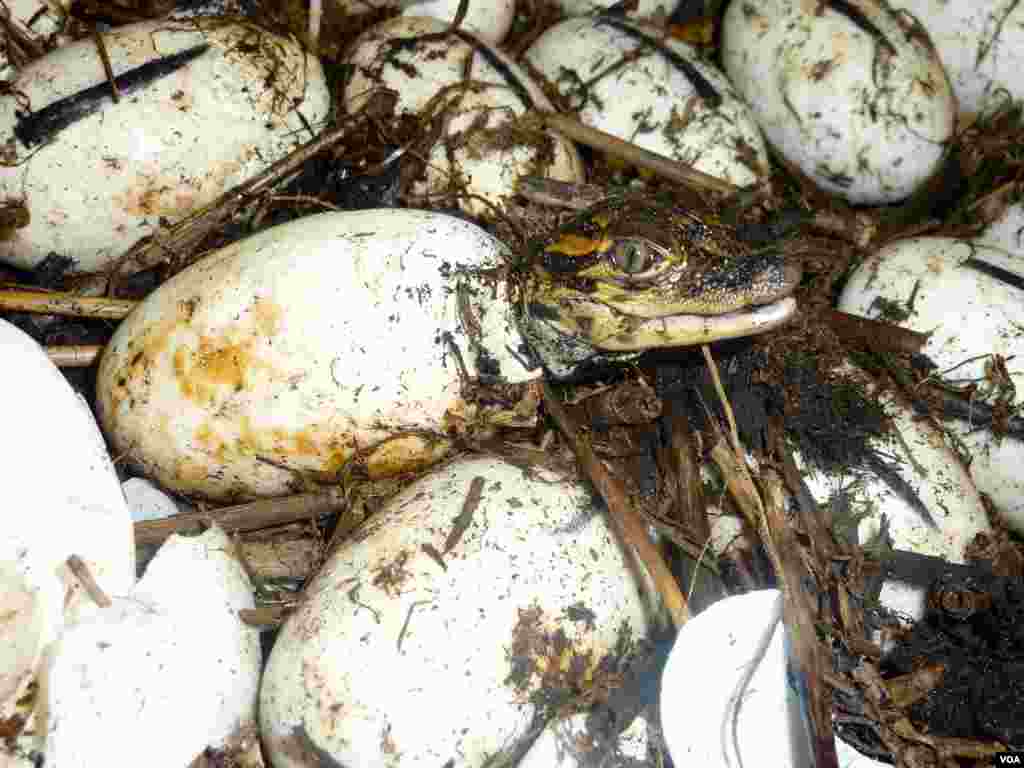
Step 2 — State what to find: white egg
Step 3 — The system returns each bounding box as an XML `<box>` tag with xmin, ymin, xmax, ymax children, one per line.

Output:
<box><xmin>839</xmin><ymin>236</ymin><xmax>1024</xmax><ymax>533</ymax></box>
<box><xmin>0</xmin><ymin>319</ymin><xmax>134</xmax><ymax>726</ymax></box>
<box><xmin>722</xmin><ymin>0</ymin><xmax>955</xmax><ymax>204</ymax></box>
<box><xmin>525</xmin><ymin>16</ymin><xmax>769</xmax><ymax>187</ymax></box>
<box><xmin>0</xmin><ymin>18</ymin><xmax>330</xmax><ymax>274</ymax></box>
<box><xmin>260</xmin><ymin>454</ymin><xmax>662</xmax><ymax>768</ymax></box>
<box><xmin>344</xmin><ymin>16</ymin><xmax>585</xmax><ymax>217</ymax></box>
<box><xmin>887</xmin><ymin>0</ymin><xmax>1024</xmax><ymax>118</ymax></box>
<box><xmin>39</xmin><ymin>526</ymin><xmax>260</xmax><ymax>767</ymax></box>
<box><xmin>96</xmin><ymin>209</ymin><xmax>540</xmax><ymax>502</ymax></box>
<box><xmin>329</xmin><ymin>0</ymin><xmax>516</xmax><ymax>45</ymax></box>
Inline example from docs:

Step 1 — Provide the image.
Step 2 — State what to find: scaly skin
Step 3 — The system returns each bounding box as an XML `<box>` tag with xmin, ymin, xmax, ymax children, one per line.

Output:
<box><xmin>516</xmin><ymin>190</ymin><xmax>802</xmax><ymax>378</ymax></box>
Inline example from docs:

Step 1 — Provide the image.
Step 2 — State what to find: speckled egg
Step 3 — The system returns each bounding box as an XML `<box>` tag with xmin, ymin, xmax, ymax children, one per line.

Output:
<box><xmin>329</xmin><ymin>0</ymin><xmax>516</xmax><ymax>45</ymax></box>
<box><xmin>344</xmin><ymin>16</ymin><xmax>585</xmax><ymax>217</ymax></box>
<box><xmin>0</xmin><ymin>18</ymin><xmax>329</xmax><ymax>273</ymax></box>
<box><xmin>260</xmin><ymin>454</ymin><xmax>663</xmax><ymax>768</ymax></box>
<box><xmin>95</xmin><ymin>209</ymin><xmax>539</xmax><ymax>502</ymax></box>
<box><xmin>888</xmin><ymin>0</ymin><xmax>1024</xmax><ymax>119</ymax></box>
<box><xmin>840</xmin><ymin>236</ymin><xmax>1024</xmax><ymax>533</ymax></box>
<box><xmin>722</xmin><ymin>0</ymin><xmax>955</xmax><ymax>204</ymax></box>
<box><xmin>525</xmin><ymin>16</ymin><xmax>769</xmax><ymax>187</ymax></box>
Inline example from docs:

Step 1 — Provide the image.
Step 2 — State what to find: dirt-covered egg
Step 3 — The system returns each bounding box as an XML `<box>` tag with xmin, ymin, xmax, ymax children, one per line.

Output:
<box><xmin>525</xmin><ymin>16</ymin><xmax>769</xmax><ymax>188</ymax></box>
<box><xmin>37</xmin><ymin>526</ymin><xmax>260</xmax><ymax>767</ymax></box>
<box><xmin>722</xmin><ymin>0</ymin><xmax>955</xmax><ymax>204</ymax></box>
<box><xmin>888</xmin><ymin>0</ymin><xmax>1024</xmax><ymax>119</ymax></box>
<box><xmin>95</xmin><ymin>209</ymin><xmax>539</xmax><ymax>502</ymax></box>
<box><xmin>329</xmin><ymin>0</ymin><xmax>516</xmax><ymax>44</ymax></box>
<box><xmin>0</xmin><ymin>18</ymin><xmax>329</xmax><ymax>274</ymax></box>
<box><xmin>343</xmin><ymin>16</ymin><xmax>584</xmax><ymax>217</ymax></box>
<box><xmin>840</xmin><ymin>237</ymin><xmax>1024</xmax><ymax>533</ymax></box>
<box><xmin>704</xmin><ymin>367</ymin><xmax>989</xmax><ymax>623</ymax></box>
<box><xmin>260</xmin><ymin>454</ymin><xmax>662</xmax><ymax>768</ymax></box>
<box><xmin>796</xmin><ymin>363</ymin><xmax>990</xmax><ymax>620</ymax></box>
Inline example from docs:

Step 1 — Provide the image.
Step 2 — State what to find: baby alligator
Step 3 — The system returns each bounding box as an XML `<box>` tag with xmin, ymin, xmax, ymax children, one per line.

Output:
<box><xmin>515</xmin><ymin>190</ymin><xmax>802</xmax><ymax>379</ymax></box>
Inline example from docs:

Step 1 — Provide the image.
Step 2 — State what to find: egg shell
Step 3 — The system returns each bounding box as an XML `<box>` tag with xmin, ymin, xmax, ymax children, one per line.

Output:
<box><xmin>0</xmin><ymin>18</ymin><xmax>329</xmax><ymax>274</ymax></box>
<box><xmin>660</xmin><ymin>589</ymin><xmax>885</xmax><ymax>767</ymax></box>
<box><xmin>888</xmin><ymin>0</ymin><xmax>1024</xmax><ymax>118</ymax></box>
<box><xmin>260</xmin><ymin>454</ymin><xmax>663</xmax><ymax>768</ymax></box>
<box><xmin>659</xmin><ymin>589</ymin><xmax>814</xmax><ymax>767</ymax></box>
<box><xmin>344</xmin><ymin>16</ymin><xmax>585</xmax><ymax>217</ymax></box>
<box><xmin>0</xmin><ymin>319</ymin><xmax>134</xmax><ymax>720</ymax></box>
<box><xmin>121</xmin><ymin>477</ymin><xmax>182</xmax><ymax>523</ymax></box>
<box><xmin>722</xmin><ymin>0</ymin><xmax>955</xmax><ymax>204</ymax></box>
<box><xmin>329</xmin><ymin>1</ymin><xmax>516</xmax><ymax>45</ymax></box>
<box><xmin>96</xmin><ymin>209</ymin><xmax>539</xmax><ymax>502</ymax></box>
<box><xmin>39</xmin><ymin>526</ymin><xmax>261</xmax><ymax>766</ymax></box>
<box><xmin>525</xmin><ymin>16</ymin><xmax>769</xmax><ymax>187</ymax></box>
<box><xmin>839</xmin><ymin>236</ymin><xmax>1024</xmax><ymax>532</ymax></box>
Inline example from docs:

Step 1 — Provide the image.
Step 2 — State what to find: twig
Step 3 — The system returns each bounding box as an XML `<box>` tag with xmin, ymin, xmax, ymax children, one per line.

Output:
<box><xmin>515</xmin><ymin>177</ymin><xmax>611</xmax><ymax>210</ymax></box>
<box><xmin>705</xmin><ymin>402</ymin><xmax>838</xmax><ymax>767</ymax></box>
<box><xmin>307</xmin><ymin>0</ymin><xmax>322</xmax><ymax>52</ymax></box>
<box><xmin>133</xmin><ymin>487</ymin><xmax>348</xmax><ymax>547</ymax></box>
<box><xmin>542</xmin><ymin>381</ymin><xmax>690</xmax><ymax>627</ymax></box>
<box><xmin>92</xmin><ymin>25</ymin><xmax>120</xmax><ymax>102</ymax></box>
<box><xmin>701</xmin><ymin>344</ymin><xmax>740</xmax><ymax>457</ymax></box>
<box><xmin>0</xmin><ymin>289</ymin><xmax>136</xmax><ymax>318</ymax></box>
<box><xmin>825</xmin><ymin>309</ymin><xmax>928</xmax><ymax>355</ymax></box>
<box><xmin>47</xmin><ymin>345</ymin><xmax>102</xmax><ymax>367</ymax></box>
<box><xmin>66</xmin><ymin>554</ymin><xmax>112</xmax><ymax>608</ymax></box>
<box><xmin>536</xmin><ymin>112</ymin><xmax>740</xmax><ymax>196</ymax></box>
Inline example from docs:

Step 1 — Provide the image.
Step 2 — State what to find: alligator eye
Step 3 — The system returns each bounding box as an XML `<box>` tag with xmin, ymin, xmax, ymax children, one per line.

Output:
<box><xmin>608</xmin><ymin>238</ymin><xmax>657</xmax><ymax>274</ymax></box>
